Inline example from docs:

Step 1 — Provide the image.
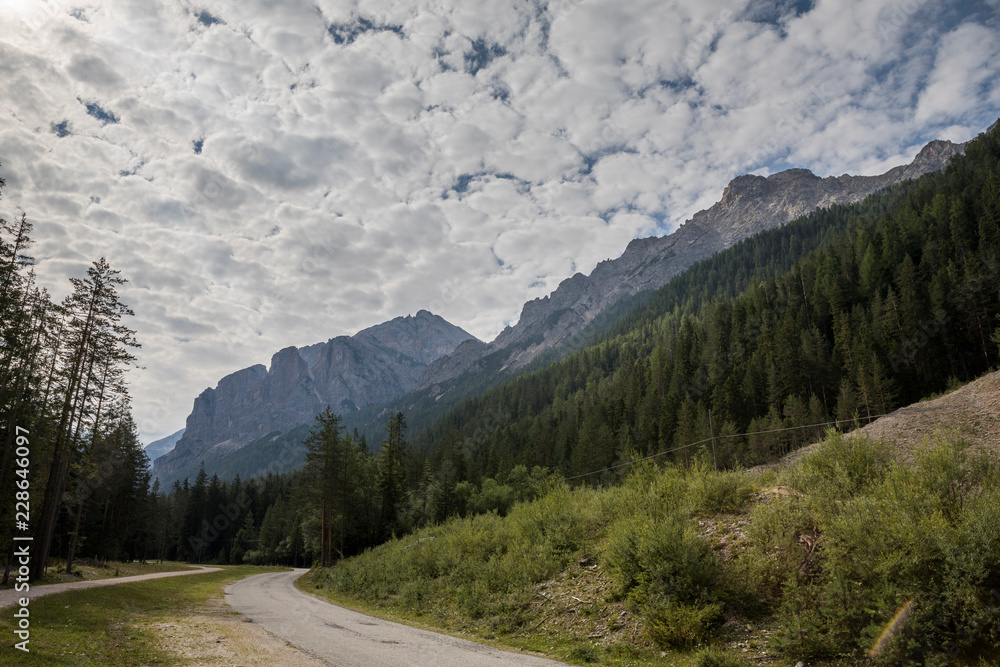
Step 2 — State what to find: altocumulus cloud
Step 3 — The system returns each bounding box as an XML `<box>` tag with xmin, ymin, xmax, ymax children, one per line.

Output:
<box><xmin>0</xmin><ymin>0</ymin><xmax>997</xmax><ymax>441</ymax></box>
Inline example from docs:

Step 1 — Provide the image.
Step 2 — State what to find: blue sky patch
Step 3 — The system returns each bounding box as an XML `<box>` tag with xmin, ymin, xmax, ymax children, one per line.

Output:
<box><xmin>328</xmin><ymin>17</ymin><xmax>404</xmax><ymax>45</ymax></box>
<box><xmin>465</xmin><ymin>38</ymin><xmax>506</xmax><ymax>76</ymax></box>
<box><xmin>450</xmin><ymin>171</ymin><xmax>521</xmax><ymax>196</ymax></box>
<box><xmin>50</xmin><ymin>120</ymin><xmax>71</xmax><ymax>137</ymax></box>
<box><xmin>80</xmin><ymin>99</ymin><xmax>119</xmax><ymax>125</ymax></box>
<box><xmin>197</xmin><ymin>10</ymin><xmax>224</xmax><ymax>27</ymax></box>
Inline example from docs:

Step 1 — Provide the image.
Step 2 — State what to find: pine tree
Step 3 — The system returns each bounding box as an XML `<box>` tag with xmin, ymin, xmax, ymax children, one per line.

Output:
<box><xmin>31</xmin><ymin>258</ymin><xmax>139</xmax><ymax>580</ymax></box>
<box><xmin>302</xmin><ymin>407</ymin><xmax>348</xmax><ymax>567</ymax></box>
<box><xmin>378</xmin><ymin>412</ymin><xmax>408</xmax><ymax>540</ymax></box>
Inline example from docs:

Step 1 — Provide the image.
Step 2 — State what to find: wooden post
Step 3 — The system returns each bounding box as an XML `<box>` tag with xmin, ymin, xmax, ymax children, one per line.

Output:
<box><xmin>709</xmin><ymin>409</ymin><xmax>718</xmax><ymax>472</ymax></box>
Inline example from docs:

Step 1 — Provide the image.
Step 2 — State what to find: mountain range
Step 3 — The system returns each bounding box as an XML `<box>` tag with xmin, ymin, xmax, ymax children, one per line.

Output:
<box><xmin>151</xmin><ymin>136</ymin><xmax>965</xmax><ymax>487</ymax></box>
<box><xmin>418</xmin><ymin>139</ymin><xmax>964</xmax><ymax>391</ymax></box>
<box><xmin>144</xmin><ymin>428</ymin><xmax>185</xmax><ymax>463</ymax></box>
<box><xmin>152</xmin><ymin>311</ymin><xmax>476</xmax><ymax>484</ymax></box>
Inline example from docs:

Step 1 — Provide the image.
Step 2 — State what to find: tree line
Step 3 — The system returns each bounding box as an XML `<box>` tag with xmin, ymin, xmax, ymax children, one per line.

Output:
<box><xmin>161</xmin><ymin>123</ymin><xmax>1000</xmax><ymax>569</ymax></box>
<box><xmin>10</xmin><ymin>122</ymin><xmax>999</xmax><ymax>574</ymax></box>
<box><xmin>405</xmin><ymin>126</ymin><xmax>1000</xmax><ymax>485</ymax></box>
<box><xmin>1</xmin><ymin>169</ymin><xmax>152</xmax><ymax>581</ymax></box>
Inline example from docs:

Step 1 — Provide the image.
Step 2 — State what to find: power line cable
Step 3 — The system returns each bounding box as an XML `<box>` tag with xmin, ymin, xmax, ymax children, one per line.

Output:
<box><xmin>563</xmin><ymin>412</ymin><xmax>888</xmax><ymax>482</ymax></box>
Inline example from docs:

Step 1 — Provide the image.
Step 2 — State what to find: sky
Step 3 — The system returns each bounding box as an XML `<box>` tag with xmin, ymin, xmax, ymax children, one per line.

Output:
<box><xmin>1</xmin><ymin>0</ymin><xmax>998</xmax><ymax>444</ymax></box>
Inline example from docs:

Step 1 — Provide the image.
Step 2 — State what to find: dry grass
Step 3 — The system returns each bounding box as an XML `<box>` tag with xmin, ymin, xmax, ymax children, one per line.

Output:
<box><xmin>141</xmin><ymin>596</ymin><xmax>326</xmax><ymax>666</ymax></box>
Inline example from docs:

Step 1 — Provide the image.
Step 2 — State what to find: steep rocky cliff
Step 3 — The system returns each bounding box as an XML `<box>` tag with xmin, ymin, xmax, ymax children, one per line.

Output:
<box><xmin>152</xmin><ymin>310</ymin><xmax>476</xmax><ymax>483</ymax></box>
<box><xmin>418</xmin><ymin>139</ymin><xmax>965</xmax><ymax>389</ymax></box>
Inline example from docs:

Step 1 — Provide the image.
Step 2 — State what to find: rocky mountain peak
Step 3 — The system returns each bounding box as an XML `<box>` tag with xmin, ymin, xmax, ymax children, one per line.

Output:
<box><xmin>416</xmin><ymin>136</ymin><xmax>966</xmax><ymax>391</ymax></box>
<box><xmin>152</xmin><ymin>312</ymin><xmax>478</xmax><ymax>485</ymax></box>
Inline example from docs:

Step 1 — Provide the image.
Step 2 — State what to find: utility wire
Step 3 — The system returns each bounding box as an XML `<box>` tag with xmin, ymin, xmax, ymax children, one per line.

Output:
<box><xmin>562</xmin><ymin>412</ymin><xmax>889</xmax><ymax>482</ymax></box>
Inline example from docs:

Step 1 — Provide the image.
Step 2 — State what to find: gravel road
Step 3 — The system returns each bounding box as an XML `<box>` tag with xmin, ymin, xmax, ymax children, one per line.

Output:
<box><xmin>0</xmin><ymin>565</ymin><xmax>221</xmax><ymax>608</ymax></box>
<box><xmin>225</xmin><ymin>569</ymin><xmax>568</xmax><ymax>667</ymax></box>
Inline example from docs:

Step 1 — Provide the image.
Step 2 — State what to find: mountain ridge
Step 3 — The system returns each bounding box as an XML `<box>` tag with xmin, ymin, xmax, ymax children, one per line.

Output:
<box><xmin>417</xmin><ymin>138</ymin><xmax>965</xmax><ymax>390</ymax></box>
<box><xmin>155</xmin><ymin>134</ymin><xmax>966</xmax><ymax>485</ymax></box>
<box><xmin>152</xmin><ymin>310</ymin><xmax>477</xmax><ymax>484</ymax></box>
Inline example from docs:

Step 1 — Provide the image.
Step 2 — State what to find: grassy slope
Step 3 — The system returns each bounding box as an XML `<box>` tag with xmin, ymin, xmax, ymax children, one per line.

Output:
<box><xmin>303</xmin><ymin>432</ymin><xmax>1000</xmax><ymax>666</ymax></box>
<box><xmin>0</xmin><ymin>565</ymin><xmax>289</xmax><ymax>666</ymax></box>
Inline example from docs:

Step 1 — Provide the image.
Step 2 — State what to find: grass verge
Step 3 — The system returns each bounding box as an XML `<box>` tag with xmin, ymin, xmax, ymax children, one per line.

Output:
<box><xmin>1</xmin><ymin>559</ymin><xmax>195</xmax><ymax>590</ymax></box>
<box><xmin>0</xmin><ymin>565</ymin><xmax>290</xmax><ymax>665</ymax></box>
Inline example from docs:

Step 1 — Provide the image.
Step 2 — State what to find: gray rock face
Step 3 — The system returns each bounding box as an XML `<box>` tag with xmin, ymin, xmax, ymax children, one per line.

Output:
<box><xmin>152</xmin><ymin>310</ymin><xmax>476</xmax><ymax>482</ymax></box>
<box><xmin>418</xmin><ymin>139</ymin><xmax>965</xmax><ymax>389</ymax></box>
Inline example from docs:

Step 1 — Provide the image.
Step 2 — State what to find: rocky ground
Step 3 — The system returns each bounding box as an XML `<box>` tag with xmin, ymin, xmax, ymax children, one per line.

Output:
<box><xmin>845</xmin><ymin>370</ymin><xmax>1000</xmax><ymax>458</ymax></box>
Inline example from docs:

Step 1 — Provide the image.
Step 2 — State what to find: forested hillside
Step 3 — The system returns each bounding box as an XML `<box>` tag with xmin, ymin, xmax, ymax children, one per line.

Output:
<box><xmin>0</xmin><ymin>170</ymin><xmax>152</xmax><ymax>580</ymax></box>
<box><xmin>152</xmin><ymin>123</ymin><xmax>1000</xmax><ymax>576</ymax></box>
<box><xmin>409</xmin><ymin>123</ymin><xmax>1000</xmax><ymax>484</ymax></box>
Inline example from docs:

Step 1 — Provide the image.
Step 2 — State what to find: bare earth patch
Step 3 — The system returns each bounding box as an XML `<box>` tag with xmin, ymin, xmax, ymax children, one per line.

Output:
<box><xmin>527</xmin><ymin>555</ymin><xmax>648</xmax><ymax>649</ymax></box>
<box><xmin>757</xmin><ymin>370</ymin><xmax>1000</xmax><ymax>471</ymax></box>
<box><xmin>141</xmin><ymin>596</ymin><xmax>326</xmax><ymax>666</ymax></box>
<box><xmin>846</xmin><ymin>370</ymin><xmax>1000</xmax><ymax>458</ymax></box>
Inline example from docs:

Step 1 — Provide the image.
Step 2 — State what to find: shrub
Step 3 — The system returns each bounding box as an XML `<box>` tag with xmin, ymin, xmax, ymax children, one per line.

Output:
<box><xmin>644</xmin><ymin>600</ymin><xmax>723</xmax><ymax>648</ymax></box>
<box><xmin>727</xmin><ymin>494</ymin><xmax>813</xmax><ymax>608</ymax></box>
<box><xmin>603</xmin><ymin>514</ymin><xmax>718</xmax><ymax>604</ymax></box>
<box><xmin>784</xmin><ymin>432</ymin><xmax>892</xmax><ymax>501</ymax></box>
<box><xmin>687</xmin><ymin>464</ymin><xmax>754</xmax><ymax>515</ymax></box>
<box><xmin>694</xmin><ymin>646</ymin><xmax>750</xmax><ymax>667</ymax></box>
<box><xmin>765</xmin><ymin>436</ymin><xmax>1000</xmax><ymax>663</ymax></box>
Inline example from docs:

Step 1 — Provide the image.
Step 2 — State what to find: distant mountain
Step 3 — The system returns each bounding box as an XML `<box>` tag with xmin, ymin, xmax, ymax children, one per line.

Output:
<box><xmin>152</xmin><ymin>310</ymin><xmax>477</xmax><ymax>485</ymax></box>
<box><xmin>417</xmin><ymin>139</ymin><xmax>965</xmax><ymax>391</ymax></box>
<box><xmin>144</xmin><ymin>428</ymin><xmax>184</xmax><ymax>462</ymax></box>
<box><xmin>155</xmin><ymin>134</ymin><xmax>967</xmax><ymax>486</ymax></box>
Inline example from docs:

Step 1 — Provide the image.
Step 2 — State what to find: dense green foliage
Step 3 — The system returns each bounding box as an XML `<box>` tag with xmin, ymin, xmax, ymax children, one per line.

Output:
<box><xmin>744</xmin><ymin>435</ymin><xmax>1000</xmax><ymax>663</ymax></box>
<box><xmin>307</xmin><ymin>433</ymin><xmax>1000</xmax><ymax>664</ymax></box>
<box><xmin>0</xmin><ymin>170</ymin><xmax>152</xmax><ymax>579</ymax></box>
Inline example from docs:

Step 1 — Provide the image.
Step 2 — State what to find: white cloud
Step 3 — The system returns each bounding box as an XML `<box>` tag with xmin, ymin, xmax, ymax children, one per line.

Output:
<box><xmin>0</xmin><ymin>0</ymin><xmax>997</xmax><ymax>442</ymax></box>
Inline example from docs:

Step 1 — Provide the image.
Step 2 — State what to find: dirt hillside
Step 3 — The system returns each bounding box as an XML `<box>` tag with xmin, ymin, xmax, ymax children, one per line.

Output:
<box><xmin>846</xmin><ymin>370</ymin><xmax>1000</xmax><ymax>458</ymax></box>
<box><xmin>769</xmin><ymin>370</ymin><xmax>1000</xmax><ymax>469</ymax></box>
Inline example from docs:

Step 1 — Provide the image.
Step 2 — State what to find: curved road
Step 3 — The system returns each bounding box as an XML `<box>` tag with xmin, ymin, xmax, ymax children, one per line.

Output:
<box><xmin>0</xmin><ymin>565</ymin><xmax>221</xmax><ymax>608</ymax></box>
<box><xmin>225</xmin><ymin>569</ymin><xmax>567</xmax><ymax>667</ymax></box>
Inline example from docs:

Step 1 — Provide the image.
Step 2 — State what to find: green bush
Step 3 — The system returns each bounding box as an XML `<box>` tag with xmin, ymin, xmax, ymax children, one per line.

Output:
<box><xmin>766</xmin><ymin>436</ymin><xmax>1000</xmax><ymax>663</ymax></box>
<box><xmin>603</xmin><ymin>514</ymin><xmax>719</xmax><ymax>604</ymax></box>
<box><xmin>687</xmin><ymin>464</ymin><xmax>754</xmax><ymax>515</ymax></box>
<box><xmin>694</xmin><ymin>646</ymin><xmax>750</xmax><ymax>667</ymax></box>
<box><xmin>644</xmin><ymin>600</ymin><xmax>723</xmax><ymax>648</ymax></box>
<box><xmin>784</xmin><ymin>431</ymin><xmax>892</xmax><ymax>501</ymax></box>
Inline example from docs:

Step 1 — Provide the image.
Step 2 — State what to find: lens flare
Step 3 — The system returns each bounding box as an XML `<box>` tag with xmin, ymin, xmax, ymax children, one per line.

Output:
<box><xmin>868</xmin><ymin>599</ymin><xmax>914</xmax><ymax>658</ymax></box>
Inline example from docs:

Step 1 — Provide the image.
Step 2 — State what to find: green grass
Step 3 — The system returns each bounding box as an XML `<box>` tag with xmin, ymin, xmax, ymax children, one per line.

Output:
<box><xmin>0</xmin><ymin>565</ymin><xmax>288</xmax><ymax>665</ymax></box>
<box><xmin>303</xmin><ymin>433</ymin><xmax>1000</xmax><ymax>666</ymax></box>
<box><xmin>1</xmin><ymin>560</ymin><xmax>195</xmax><ymax>590</ymax></box>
